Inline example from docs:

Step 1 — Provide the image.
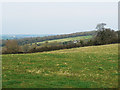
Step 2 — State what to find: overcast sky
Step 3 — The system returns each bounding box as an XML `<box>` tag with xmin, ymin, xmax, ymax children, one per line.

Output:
<box><xmin>2</xmin><ymin>2</ymin><xmax>118</xmax><ymax>34</ymax></box>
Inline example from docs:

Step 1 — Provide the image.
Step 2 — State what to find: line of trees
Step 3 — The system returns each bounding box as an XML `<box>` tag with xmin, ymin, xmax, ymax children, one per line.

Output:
<box><xmin>2</xmin><ymin>29</ymin><xmax>119</xmax><ymax>54</ymax></box>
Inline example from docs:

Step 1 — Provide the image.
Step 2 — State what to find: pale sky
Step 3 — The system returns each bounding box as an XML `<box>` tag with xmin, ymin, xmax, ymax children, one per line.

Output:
<box><xmin>2</xmin><ymin>2</ymin><xmax>118</xmax><ymax>34</ymax></box>
<box><xmin>0</xmin><ymin>0</ymin><xmax>119</xmax><ymax>2</ymax></box>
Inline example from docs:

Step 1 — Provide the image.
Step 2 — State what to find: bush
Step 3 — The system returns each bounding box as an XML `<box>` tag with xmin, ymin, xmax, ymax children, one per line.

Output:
<box><xmin>22</xmin><ymin>44</ymin><xmax>30</xmax><ymax>52</ymax></box>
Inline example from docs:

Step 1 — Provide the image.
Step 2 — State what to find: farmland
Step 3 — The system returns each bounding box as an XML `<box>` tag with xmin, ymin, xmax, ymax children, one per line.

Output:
<box><xmin>33</xmin><ymin>35</ymin><xmax>92</xmax><ymax>44</ymax></box>
<box><xmin>2</xmin><ymin>44</ymin><xmax>118</xmax><ymax>88</ymax></box>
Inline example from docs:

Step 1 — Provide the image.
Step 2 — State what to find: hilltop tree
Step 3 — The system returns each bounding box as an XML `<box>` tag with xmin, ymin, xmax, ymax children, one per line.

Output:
<box><xmin>96</xmin><ymin>23</ymin><xmax>106</xmax><ymax>31</ymax></box>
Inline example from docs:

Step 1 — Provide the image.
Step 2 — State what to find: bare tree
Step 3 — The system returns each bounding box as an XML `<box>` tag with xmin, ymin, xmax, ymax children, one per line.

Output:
<box><xmin>5</xmin><ymin>40</ymin><xmax>20</xmax><ymax>53</ymax></box>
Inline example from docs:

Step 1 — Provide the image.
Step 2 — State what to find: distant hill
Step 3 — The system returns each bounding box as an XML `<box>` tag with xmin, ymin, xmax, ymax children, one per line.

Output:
<box><xmin>1</xmin><ymin>31</ymin><xmax>97</xmax><ymax>46</ymax></box>
<box><xmin>1</xmin><ymin>34</ymin><xmax>55</xmax><ymax>40</ymax></box>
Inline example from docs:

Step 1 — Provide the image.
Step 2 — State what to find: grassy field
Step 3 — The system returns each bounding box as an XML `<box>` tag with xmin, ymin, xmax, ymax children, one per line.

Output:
<box><xmin>2</xmin><ymin>44</ymin><xmax>118</xmax><ymax>88</ymax></box>
<box><xmin>34</xmin><ymin>35</ymin><xmax>92</xmax><ymax>44</ymax></box>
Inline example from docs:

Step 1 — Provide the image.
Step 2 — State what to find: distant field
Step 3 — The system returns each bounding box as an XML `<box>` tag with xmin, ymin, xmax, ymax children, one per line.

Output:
<box><xmin>34</xmin><ymin>35</ymin><xmax>92</xmax><ymax>44</ymax></box>
<box><xmin>2</xmin><ymin>44</ymin><xmax>118</xmax><ymax>88</ymax></box>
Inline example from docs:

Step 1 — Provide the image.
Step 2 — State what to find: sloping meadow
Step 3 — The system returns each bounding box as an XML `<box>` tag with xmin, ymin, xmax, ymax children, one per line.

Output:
<box><xmin>2</xmin><ymin>44</ymin><xmax>118</xmax><ymax>88</ymax></box>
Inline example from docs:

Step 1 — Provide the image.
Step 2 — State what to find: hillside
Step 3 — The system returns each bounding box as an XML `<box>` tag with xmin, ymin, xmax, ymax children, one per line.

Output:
<box><xmin>2</xmin><ymin>44</ymin><xmax>118</xmax><ymax>88</ymax></box>
<box><xmin>32</xmin><ymin>35</ymin><xmax>92</xmax><ymax>45</ymax></box>
<box><xmin>2</xmin><ymin>31</ymin><xmax>96</xmax><ymax>46</ymax></box>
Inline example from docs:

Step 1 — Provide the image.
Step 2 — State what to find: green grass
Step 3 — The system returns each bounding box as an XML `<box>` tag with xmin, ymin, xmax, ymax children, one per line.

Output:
<box><xmin>34</xmin><ymin>35</ymin><xmax>92</xmax><ymax>44</ymax></box>
<box><xmin>2</xmin><ymin>44</ymin><xmax>118</xmax><ymax>88</ymax></box>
